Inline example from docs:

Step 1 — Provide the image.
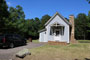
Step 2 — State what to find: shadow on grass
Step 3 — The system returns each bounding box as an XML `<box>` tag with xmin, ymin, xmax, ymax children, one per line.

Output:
<box><xmin>74</xmin><ymin>58</ymin><xmax>90</xmax><ymax>60</ymax></box>
<box><xmin>75</xmin><ymin>59</ymin><xmax>78</xmax><ymax>60</ymax></box>
<box><xmin>78</xmin><ymin>40</ymin><xmax>90</xmax><ymax>43</ymax></box>
<box><xmin>85</xmin><ymin>58</ymin><xmax>90</xmax><ymax>60</ymax></box>
<box><xmin>79</xmin><ymin>41</ymin><xmax>90</xmax><ymax>43</ymax></box>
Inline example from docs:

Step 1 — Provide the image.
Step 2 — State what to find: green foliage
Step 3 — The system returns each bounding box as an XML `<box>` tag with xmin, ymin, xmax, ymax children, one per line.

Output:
<box><xmin>1</xmin><ymin>0</ymin><xmax>90</xmax><ymax>40</ymax></box>
<box><xmin>40</xmin><ymin>15</ymin><xmax>51</xmax><ymax>29</ymax></box>
<box><xmin>87</xmin><ymin>11</ymin><xmax>90</xmax><ymax>32</ymax></box>
<box><xmin>0</xmin><ymin>0</ymin><xmax>9</xmax><ymax>33</ymax></box>
<box><xmin>24</xmin><ymin>15</ymin><xmax>50</xmax><ymax>39</ymax></box>
<box><xmin>86</xmin><ymin>0</ymin><xmax>90</xmax><ymax>3</ymax></box>
<box><xmin>25</xmin><ymin>18</ymin><xmax>41</xmax><ymax>38</ymax></box>
<box><xmin>75</xmin><ymin>13</ymin><xmax>88</xmax><ymax>40</ymax></box>
<box><xmin>8</xmin><ymin>5</ymin><xmax>25</xmax><ymax>36</ymax></box>
<box><xmin>86</xmin><ymin>11</ymin><xmax>90</xmax><ymax>39</ymax></box>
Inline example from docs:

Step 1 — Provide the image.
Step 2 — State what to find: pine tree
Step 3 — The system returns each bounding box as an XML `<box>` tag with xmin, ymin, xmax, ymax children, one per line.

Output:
<box><xmin>0</xmin><ymin>0</ymin><xmax>9</xmax><ymax>33</ymax></box>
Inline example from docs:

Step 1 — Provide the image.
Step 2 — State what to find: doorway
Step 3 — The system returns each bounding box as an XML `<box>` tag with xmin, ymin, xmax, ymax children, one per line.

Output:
<box><xmin>54</xmin><ymin>29</ymin><xmax>61</xmax><ymax>41</ymax></box>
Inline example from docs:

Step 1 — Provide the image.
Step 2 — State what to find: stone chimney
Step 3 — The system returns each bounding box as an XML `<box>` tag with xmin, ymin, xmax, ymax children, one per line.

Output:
<box><xmin>69</xmin><ymin>15</ymin><xmax>76</xmax><ymax>43</ymax></box>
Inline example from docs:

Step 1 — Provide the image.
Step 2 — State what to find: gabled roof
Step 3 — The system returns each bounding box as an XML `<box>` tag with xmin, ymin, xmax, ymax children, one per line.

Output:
<box><xmin>38</xmin><ymin>28</ymin><xmax>46</xmax><ymax>33</ymax></box>
<box><xmin>45</xmin><ymin>12</ymin><xmax>71</xmax><ymax>26</ymax></box>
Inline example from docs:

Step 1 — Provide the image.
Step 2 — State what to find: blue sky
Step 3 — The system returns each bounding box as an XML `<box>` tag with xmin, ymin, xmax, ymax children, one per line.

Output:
<box><xmin>6</xmin><ymin>0</ymin><xmax>90</xmax><ymax>19</ymax></box>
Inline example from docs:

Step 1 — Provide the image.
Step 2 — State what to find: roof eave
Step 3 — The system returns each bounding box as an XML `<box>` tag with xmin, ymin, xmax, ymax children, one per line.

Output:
<box><xmin>38</xmin><ymin>28</ymin><xmax>46</xmax><ymax>33</ymax></box>
<box><xmin>44</xmin><ymin>12</ymin><xmax>71</xmax><ymax>26</ymax></box>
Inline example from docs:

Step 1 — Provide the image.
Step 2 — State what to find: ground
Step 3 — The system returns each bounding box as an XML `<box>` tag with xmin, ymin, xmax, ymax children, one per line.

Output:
<box><xmin>0</xmin><ymin>42</ymin><xmax>46</xmax><ymax>60</ymax></box>
<box><xmin>16</xmin><ymin>40</ymin><xmax>90</xmax><ymax>60</ymax></box>
<box><xmin>0</xmin><ymin>40</ymin><xmax>90</xmax><ymax>60</ymax></box>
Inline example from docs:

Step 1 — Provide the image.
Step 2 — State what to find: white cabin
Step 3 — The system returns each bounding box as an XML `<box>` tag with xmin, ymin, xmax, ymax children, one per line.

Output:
<box><xmin>39</xmin><ymin>12</ymin><xmax>75</xmax><ymax>43</ymax></box>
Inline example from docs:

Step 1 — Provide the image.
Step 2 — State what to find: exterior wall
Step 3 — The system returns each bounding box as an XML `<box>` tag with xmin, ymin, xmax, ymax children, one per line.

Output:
<box><xmin>39</xmin><ymin>31</ymin><xmax>46</xmax><ymax>42</ymax></box>
<box><xmin>46</xmin><ymin>26</ymin><xmax>54</xmax><ymax>42</ymax></box>
<box><xmin>46</xmin><ymin>15</ymin><xmax>70</xmax><ymax>43</ymax></box>
<box><xmin>39</xmin><ymin>15</ymin><xmax>70</xmax><ymax>43</ymax></box>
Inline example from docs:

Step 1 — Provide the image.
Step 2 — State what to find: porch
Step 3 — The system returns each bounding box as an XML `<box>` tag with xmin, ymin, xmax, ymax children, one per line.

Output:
<box><xmin>49</xmin><ymin>22</ymin><xmax>65</xmax><ymax>42</ymax></box>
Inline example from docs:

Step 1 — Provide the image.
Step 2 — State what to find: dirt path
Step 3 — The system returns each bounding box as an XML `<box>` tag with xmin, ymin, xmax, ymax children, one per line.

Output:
<box><xmin>0</xmin><ymin>42</ymin><xmax>46</xmax><ymax>60</ymax></box>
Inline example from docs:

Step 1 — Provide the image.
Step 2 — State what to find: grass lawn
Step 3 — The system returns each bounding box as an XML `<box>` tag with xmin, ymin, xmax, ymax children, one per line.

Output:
<box><xmin>78</xmin><ymin>40</ymin><xmax>90</xmax><ymax>43</ymax></box>
<box><xmin>17</xmin><ymin>40</ymin><xmax>90</xmax><ymax>60</ymax></box>
<box><xmin>32</xmin><ymin>40</ymin><xmax>39</xmax><ymax>43</ymax></box>
<box><xmin>27</xmin><ymin>39</ymin><xmax>39</xmax><ymax>43</ymax></box>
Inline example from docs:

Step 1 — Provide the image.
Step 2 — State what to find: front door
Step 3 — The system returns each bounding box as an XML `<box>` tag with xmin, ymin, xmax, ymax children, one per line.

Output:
<box><xmin>54</xmin><ymin>29</ymin><xmax>61</xmax><ymax>41</ymax></box>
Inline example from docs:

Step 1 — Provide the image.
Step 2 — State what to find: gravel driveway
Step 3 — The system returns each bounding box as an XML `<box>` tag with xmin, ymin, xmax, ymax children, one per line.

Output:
<box><xmin>0</xmin><ymin>42</ymin><xmax>46</xmax><ymax>60</ymax></box>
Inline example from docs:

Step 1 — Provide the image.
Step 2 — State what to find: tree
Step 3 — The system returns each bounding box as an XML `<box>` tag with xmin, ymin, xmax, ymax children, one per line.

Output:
<box><xmin>86</xmin><ymin>11</ymin><xmax>90</xmax><ymax>39</ymax></box>
<box><xmin>34</xmin><ymin>17</ymin><xmax>41</xmax><ymax>37</ymax></box>
<box><xmin>86</xmin><ymin>0</ymin><xmax>90</xmax><ymax>3</ymax></box>
<box><xmin>0</xmin><ymin>0</ymin><xmax>9</xmax><ymax>33</ymax></box>
<box><xmin>28</xmin><ymin>19</ymin><xmax>36</xmax><ymax>38</ymax></box>
<box><xmin>75</xmin><ymin>13</ymin><xmax>88</xmax><ymax>40</ymax></box>
<box><xmin>25</xmin><ymin>18</ymin><xmax>41</xmax><ymax>39</ymax></box>
<box><xmin>40</xmin><ymin>15</ymin><xmax>51</xmax><ymax>29</ymax></box>
<box><xmin>8</xmin><ymin>5</ymin><xmax>25</xmax><ymax>36</ymax></box>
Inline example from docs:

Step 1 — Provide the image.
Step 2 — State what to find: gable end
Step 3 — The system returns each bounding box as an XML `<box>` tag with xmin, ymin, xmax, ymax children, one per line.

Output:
<box><xmin>45</xmin><ymin>12</ymin><xmax>71</xmax><ymax>26</ymax></box>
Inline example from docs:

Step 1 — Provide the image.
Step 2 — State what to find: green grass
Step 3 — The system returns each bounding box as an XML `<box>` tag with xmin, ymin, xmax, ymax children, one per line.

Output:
<box><xmin>23</xmin><ymin>42</ymin><xmax>90</xmax><ymax>60</ymax></box>
<box><xmin>20</xmin><ymin>40</ymin><xmax>90</xmax><ymax>60</ymax></box>
<box><xmin>32</xmin><ymin>39</ymin><xmax>39</xmax><ymax>43</ymax></box>
<box><xmin>27</xmin><ymin>39</ymin><xmax>39</xmax><ymax>43</ymax></box>
<box><xmin>78</xmin><ymin>40</ymin><xmax>90</xmax><ymax>43</ymax></box>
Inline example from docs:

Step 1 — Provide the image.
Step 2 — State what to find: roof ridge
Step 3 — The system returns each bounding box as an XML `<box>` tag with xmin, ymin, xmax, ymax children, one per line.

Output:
<box><xmin>45</xmin><ymin>12</ymin><xmax>71</xmax><ymax>26</ymax></box>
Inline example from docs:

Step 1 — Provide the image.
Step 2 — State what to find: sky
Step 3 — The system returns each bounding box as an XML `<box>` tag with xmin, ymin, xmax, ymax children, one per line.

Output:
<box><xmin>6</xmin><ymin>0</ymin><xmax>90</xmax><ymax>19</ymax></box>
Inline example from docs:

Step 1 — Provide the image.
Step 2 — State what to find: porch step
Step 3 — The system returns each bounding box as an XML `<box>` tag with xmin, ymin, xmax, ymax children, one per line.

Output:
<box><xmin>48</xmin><ymin>41</ymin><xmax>68</xmax><ymax>45</ymax></box>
